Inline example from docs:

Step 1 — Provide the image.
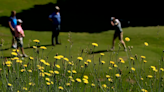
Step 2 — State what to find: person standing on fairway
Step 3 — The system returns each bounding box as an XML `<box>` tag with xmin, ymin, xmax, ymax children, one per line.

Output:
<box><xmin>110</xmin><ymin>17</ymin><xmax>127</xmax><ymax>51</ymax></box>
<box><xmin>48</xmin><ymin>6</ymin><xmax>61</xmax><ymax>46</ymax></box>
<box><xmin>8</xmin><ymin>10</ymin><xmax>17</xmax><ymax>48</ymax></box>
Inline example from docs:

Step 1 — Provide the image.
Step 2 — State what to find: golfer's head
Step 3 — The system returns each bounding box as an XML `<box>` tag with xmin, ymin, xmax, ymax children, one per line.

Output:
<box><xmin>111</xmin><ymin>17</ymin><xmax>115</xmax><ymax>21</ymax></box>
<box><xmin>55</xmin><ymin>6</ymin><xmax>60</xmax><ymax>12</ymax></box>
<box><xmin>11</xmin><ymin>10</ymin><xmax>16</xmax><ymax>16</ymax></box>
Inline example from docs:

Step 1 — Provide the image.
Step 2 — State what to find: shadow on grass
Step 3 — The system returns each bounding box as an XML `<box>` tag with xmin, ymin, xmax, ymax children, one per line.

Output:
<box><xmin>89</xmin><ymin>49</ymin><xmax>125</xmax><ymax>54</ymax></box>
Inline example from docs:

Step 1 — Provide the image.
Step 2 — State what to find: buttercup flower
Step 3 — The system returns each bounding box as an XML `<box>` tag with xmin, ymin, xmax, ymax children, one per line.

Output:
<box><xmin>8</xmin><ymin>83</ymin><xmax>12</xmax><ymax>87</ymax></box>
<box><xmin>58</xmin><ymin>55</ymin><xmax>64</xmax><ymax>58</ymax></box>
<box><xmin>77</xmin><ymin>57</ymin><xmax>83</xmax><ymax>61</ymax></box>
<box><xmin>14</xmin><ymin>57</ymin><xmax>19</xmax><ymax>60</ymax></box>
<box><xmin>33</xmin><ymin>46</ymin><xmax>37</xmax><ymax>49</ymax></box>
<box><xmin>92</xmin><ymin>43</ymin><xmax>98</xmax><ymax>47</ymax></box>
<box><xmin>72</xmin><ymin>70</ymin><xmax>77</xmax><ymax>74</ymax></box>
<box><xmin>11</xmin><ymin>52</ymin><xmax>17</xmax><ymax>56</ymax></box>
<box><xmin>55</xmin><ymin>64</ymin><xmax>60</xmax><ymax>68</ymax></box>
<box><xmin>91</xmin><ymin>83</ymin><xmax>95</xmax><ymax>87</ymax></box>
<box><xmin>49</xmin><ymin>70</ymin><xmax>54</xmax><ymax>74</ymax></box>
<box><xmin>76</xmin><ymin>78</ymin><xmax>81</xmax><ymax>83</ymax></box>
<box><xmin>44</xmin><ymin>62</ymin><xmax>50</xmax><ymax>66</ymax></box>
<box><xmin>6</xmin><ymin>61</ymin><xmax>12</xmax><ymax>65</ymax></box>
<box><xmin>101</xmin><ymin>61</ymin><xmax>105</xmax><ymax>64</ymax></box>
<box><xmin>130</xmin><ymin>57</ymin><xmax>134</xmax><ymax>60</ymax></box>
<box><xmin>115</xmin><ymin>74</ymin><xmax>121</xmax><ymax>78</ymax></box>
<box><xmin>58</xmin><ymin>86</ymin><xmax>64</xmax><ymax>90</ymax></box>
<box><xmin>87</xmin><ymin>59</ymin><xmax>91</xmax><ymax>63</ymax></box>
<box><xmin>46</xmin><ymin>82</ymin><xmax>51</xmax><ymax>85</ymax></box>
<box><xmin>160</xmin><ymin>68</ymin><xmax>164</xmax><ymax>71</ymax></box>
<box><xmin>143</xmin><ymin>60</ymin><xmax>147</xmax><ymax>63</ymax></box>
<box><xmin>102</xmin><ymin>84</ymin><xmax>107</xmax><ymax>88</ymax></box>
<box><xmin>66</xmin><ymin>83</ymin><xmax>70</xmax><ymax>86</ymax></box>
<box><xmin>54</xmin><ymin>56</ymin><xmax>61</xmax><ymax>60</ymax></box>
<box><xmin>67</xmin><ymin>70</ymin><xmax>71</xmax><ymax>73</ymax></box>
<box><xmin>147</xmin><ymin>75</ymin><xmax>153</xmax><ymax>78</ymax></box>
<box><xmin>54</xmin><ymin>71</ymin><xmax>59</xmax><ymax>74</ymax></box>
<box><xmin>108</xmin><ymin>78</ymin><xmax>112</xmax><ymax>82</ymax></box>
<box><xmin>100</xmin><ymin>53</ymin><xmax>105</xmax><ymax>56</ymax></box>
<box><xmin>131</xmin><ymin>67</ymin><xmax>135</xmax><ymax>71</ymax></box>
<box><xmin>40</xmin><ymin>46</ymin><xmax>47</xmax><ymax>49</ymax></box>
<box><xmin>23</xmin><ymin>64</ymin><xmax>27</xmax><ymax>67</ymax></box>
<box><xmin>106</xmin><ymin>75</ymin><xmax>110</xmax><ymax>78</ymax></box>
<box><xmin>51</xmin><ymin>81</ymin><xmax>54</xmax><ymax>84</ymax></box>
<box><xmin>68</xmin><ymin>76</ymin><xmax>73</xmax><ymax>79</ymax></box>
<box><xmin>141</xmin><ymin>56</ymin><xmax>146</xmax><ymax>59</ymax></box>
<box><xmin>144</xmin><ymin>42</ymin><xmax>148</xmax><ymax>46</ymax></box>
<box><xmin>28</xmin><ymin>70</ymin><xmax>32</xmax><ymax>73</ymax></box>
<box><xmin>33</xmin><ymin>39</ymin><xmax>40</xmax><ymax>43</ymax></box>
<box><xmin>125</xmin><ymin>37</ymin><xmax>130</xmax><ymax>42</ymax></box>
<box><xmin>110</xmin><ymin>61</ymin><xmax>115</xmax><ymax>65</ymax></box>
<box><xmin>44</xmin><ymin>72</ymin><xmax>52</xmax><ymax>76</ymax></box>
<box><xmin>29</xmin><ymin>57</ymin><xmax>34</xmax><ymax>60</ymax></box>
<box><xmin>121</xmin><ymin>60</ymin><xmax>125</xmax><ymax>63</ymax></box>
<box><xmin>83</xmin><ymin>79</ymin><xmax>89</xmax><ymax>84</ymax></box>
<box><xmin>64</xmin><ymin>58</ymin><xmax>69</xmax><ymax>61</ymax></box>
<box><xmin>83</xmin><ymin>75</ymin><xmax>88</xmax><ymax>79</ymax></box>
<box><xmin>45</xmin><ymin>78</ymin><xmax>50</xmax><ymax>81</ymax></box>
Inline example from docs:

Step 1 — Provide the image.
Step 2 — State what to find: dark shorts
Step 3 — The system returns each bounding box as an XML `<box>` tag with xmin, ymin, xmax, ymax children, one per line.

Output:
<box><xmin>52</xmin><ymin>25</ymin><xmax>60</xmax><ymax>36</ymax></box>
<box><xmin>114</xmin><ymin>31</ymin><xmax>122</xmax><ymax>40</ymax></box>
<box><xmin>10</xmin><ymin>29</ymin><xmax>15</xmax><ymax>36</ymax></box>
<box><xmin>15</xmin><ymin>37</ymin><xmax>23</xmax><ymax>47</ymax></box>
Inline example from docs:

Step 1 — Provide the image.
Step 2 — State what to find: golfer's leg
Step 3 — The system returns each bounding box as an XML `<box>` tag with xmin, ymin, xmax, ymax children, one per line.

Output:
<box><xmin>119</xmin><ymin>32</ymin><xmax>126</xmax><ymax>49</ymax></box>
<box><xmin>111</xmin><ymin>32</ymin><xmax>117</xmax><ymax>49</ymax></box>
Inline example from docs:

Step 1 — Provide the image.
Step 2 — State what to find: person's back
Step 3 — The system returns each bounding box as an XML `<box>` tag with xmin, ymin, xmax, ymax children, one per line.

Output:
<box><xmin>15</xmin><ymin>25</ymin><xmax>24</xmax><ymax>38</ymax></box>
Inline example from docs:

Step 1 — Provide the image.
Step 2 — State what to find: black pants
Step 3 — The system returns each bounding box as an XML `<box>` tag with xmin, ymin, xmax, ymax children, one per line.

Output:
<box><xmin>52</xmin><ymin>25</ymin><xmax>60</xmax><ymax>45</ymax></box>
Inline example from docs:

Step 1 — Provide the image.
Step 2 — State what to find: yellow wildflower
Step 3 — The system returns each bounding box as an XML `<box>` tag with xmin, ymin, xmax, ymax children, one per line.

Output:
<box><xmin>40</xmin><ymin>46</ymin><xmax>47</xmax><ymax>49</ymax></box>
<box><xmin>144</xmin><ymin>42</ymin><xmax>148</xmax><ymax>46</ymax></box>
<box><xmin>106</xmin><ymin>75</ymin><xmax>110</xmax><ymax>78</ymax></box>
<box><xmin>46</xmin><ymin>82</ymin><xmax>50</xmax><ymax>85</ymax></box>
<box><xmin>23</xmin><ymin>87</ymin><xmax>27</xmax><ymax>90</ymax></box>
<box><xmin>8</xmin><ymin>83</ymin><xmax>12</xmax><ymax>86</ymax></box>
<box><xmin>125</xmin><ymin>37</ymin><xmax>130</xmax><ymax>42</ymax></box>
<box><xmin>0</xmin><ymin>68</ymin><xmax>2</xmax><ymax>71</ymax></box>
<box><xmin>91</xmin><ymin>83</ymin><xmax>95</xmax><ymax>87</ymax></box>
<box><xmin>64</xmin><ymin>58</ymin><xmax>69</xmax><ymax>61</ymax></box>
<box><xmin>101</xmin><ymin>61</ymin><xmax>105</xmax><ymax>64</ymax></box>
<box><xmin>71</xmin><ymin>79</ymin><xmax>75</xmax><ymax>82</ymax></box>
<box><xmin>29</xmin><ymin>57</ymin><xmax>33</xmax><ymax>60</ymax></box>
<box><xmin>33</xmin><ymin>39</ymin><xmax>40</xmax><ymax>43</ymax></box>
<box><xmin>40</xmin><ymin>59</ymin><xmax>46</xmax><ymax>63</ymax></box>
<box><xmin>100</xmin><ymin>53</ymin><xmax>105</xmax><ymax>56</ymax></box>
<box><xmin>83</xmin><ymin>75</ymin><xmax>88</xmax><ymax>79</ymax></box>
<box><xmin>141</xmin><ymin>89</ymin><xmax>148</xmax><ymax>92</ymax></box>
<box><xmin>66</xmin><ymin>83</ymin><xmax>70</xmax><ymax>86</ymax></box>
<box><xmin>77</xmin><ymin>57</ymin><xmax>83</xmax><ymax>61</ymax></box>
<box><xmin>55</xmin><ymin>64</ymin><xmax>60</xmax><ymax>68</ymax></box>
<box><xmin>109</xmin><ymin>67</ymin><xmax>112</xmax><ymax>70</ymax></box>
<box><xmin>11</xmin><ymin>52</ymin><xmax>18</xmax><ymax>56</ymax></box>
<box><xmin>28</xmin><ymin>70</ymin><xmax>32</xmax><ymax>73</ymax></box>
<box><xmin>92</xmin><ymin>43</ymin><xmax>98</xmax><ymax>47</ymax></box>
<box><xmin>54</xmin><ymin>71</ymin><xmax>59</xmax><ymax>74</ymax></box>
<box><xmin>58</xmin><ymin>86</ymin><xmax>64</xmax><ymax>90</ymax></box>
<box><xmin>6</xmin><ymin>61</ymin><xmax>12</xmax><ymax>65</ymax></box>
<box><xmin>49</xmin><ymin>70</ymin><xmax>54</xmax><ymax>74</ymax></box>
<box><xmin>81</xmin><ymin>66</ymin><xmax>84</xmax><ymax>68</ymax></box>
<box><xmin>131</xmin><ymin>67</ymin><xmax>135</xmax><ymax>71</ymax></box>
<box><xmin>44</xmin><ymin>62</ymin><xmax>50</xmax><ymax>66</ymax></box>
<box><xmin>102</xmin><ymin>84</ymin><xmax>107</xmax><ymax>88</ymax></box>
<box><xmin>141</xmin><ymin>56</ymin><xmax>146</xmax><ymax>59</ymax></box>
<box><xmin>114</xmin><ymin>64</ymin><xmax>118</xmax><ymax>67</ymax></box>
<box><xmin>84</xmin><ymin>62</ymin><xmax>88</xmax><ymax>65</ymax></box>
<box><xmin>83</xmin><ymin>79</ymin><xmax>89</xmax><ymax>84</ymax></box>
<box><xmin>141</xmin><ymin>78</ymin><xmax>144</xmax><ymax>80</ymax></box>
<box><xmin>16</xmin><ymin>60</ymin><xmax>22</xmax><ymax>63</ymax></box>
<box><xmin>7</xmin><ymin>64</ymin><xmax>11</xmax><ymax>67</ymax></box>
<box><xmin>147</xmin><ymin>75</ymin><xmax>153</xmax><ymax>78</ymax></box>
<box><xmin>160</xmin><ymin>68</ymin><xmax>164</xmax><ymax>71</ymax></box>
<box><xmin>87</xmin><ymin>59</ymin><xmax>91</xmax><ymax>63</ymax></box>
<box><xmin>23</xmin><ymin>64</ymin><xmax>27</xmax><ymax>67</ymax></box>
<box><xmin>33</xmin><ymin>46</ymin><xmax>37</xmax><ymax>49</ymax></box>
<box><xmin>151</xmin><ymin>66</ymin><xmax>156</xmax><ymax>69</ymax></box>
<box><xmin>54</xmin><ymin>56</ymin><xmax>61</xmax><ymax>60</ymax></box>
<box><xmin>143</xmin><ymin>60</ymin><xmax>147</xmax><ymax>63</ymax></box>
<box><xmin>76</xmin><ymin>78</ymin><xmax>81</xmax><ymax>83</ymax></box>
<box><xmin>115</xmin><ymin>74</ymin><xmax>121</xmax><ymax>78</ymax></box>
<box><xmin>108</xmin><ymin>78</ymin><xmax>112</xmax><ymax>82</ymax></box>
<box><xmin>40</xmin><ymin>73</ymin><xmax>45</xmax><ymax>77</ymax></box>
<box><xmin>51</xmin><ymin>81</ymin><xmax>54</xmax><ymax>84</ymax></box>
<box><xmin>153</xmin><ymin>68</ymin><xmax>158</xmax><ymax>72</ymax></box>
<box><xmin>72</xmin><ymin>70</ymin><xmax>77</xmax><ymax>74</ymax></box>
<box><xmin>67</xmin><ymin>70</ymin><xmax>71</xmax><ymax>73</ymax></box>
<box><xmin>45</xmin><ymin>78</ymin><xmax>50</xmax><ymax>81</ymax></box>
<box><xmin>121</xmin><ymin>60</ymin><xmax>125</xmax><ymax>63</ymax></box>
<box><xmin>58</xmin><ymin>55</ymin><xmax>64</xmax><ymax>58</ymax></box>
<box><xmin>130</xmin><ymin>57</ymin><xmax>134</xmax><ymax>60</ymax></box>
<box><xmin>68</xmin><ymin>76</ymin><xmax>73</xmax><ymax>79</ymax></box>
<box><xmin>14</xmin><ymin>57</ymin><xmax>19</xmax><ymax>60</ymax></box>
<box><xmin>21</xmin><ymin>69</ymin><xmax>26</xmax><ymax>72</ymax></box>
<box><xmin>44</xmin><ymin>72</ymin><xmax>52</xmax><ymax>76</ymax></box>
<box><xmin>110</xmin><ymin>61</ymin><xmax>115</xmax><ymax>64</ymax></box>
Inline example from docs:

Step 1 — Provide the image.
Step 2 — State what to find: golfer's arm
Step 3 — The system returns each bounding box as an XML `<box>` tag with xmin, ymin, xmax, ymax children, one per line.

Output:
<box><xmin>8</xmin><ymin>21</ymin><xmax>14</xmax><ymax>30</ymax></box>
<box><xmin>111</xmin><ymin>21</ymin><xmax>114</xmax><ymax>26</ymax></box>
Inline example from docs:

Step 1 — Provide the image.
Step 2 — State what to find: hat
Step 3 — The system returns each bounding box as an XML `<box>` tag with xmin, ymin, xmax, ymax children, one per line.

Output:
<box><xmin>111</xmin><ymin>17</ymin><xmax>115</xmax><ymax>20</ymax></box>
<box><xmin>17</xmin><ymin>19</ymin><xmax>23</xmax><ymax>23</ymax></box>
<box><xmin>55</xmin><ymin>6</ymin><xmax>60</xmax><ymax>10</ymax></box>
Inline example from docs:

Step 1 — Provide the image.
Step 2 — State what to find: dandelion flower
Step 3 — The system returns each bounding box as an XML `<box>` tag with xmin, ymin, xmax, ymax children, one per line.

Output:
<box><xmin>21</xmin><ymin>69</ymin><xmax>26</xmax><ymax>72</ymax></box>
<box><xmin>92</xmin><ymin>43</ymin><xmax>98</xmax><ymax>47</ymax></box>
<box><xmin>147</xmin><ymin>75</ymin><xmax>153</xmax><ymax>78</ymax></box>
<box><xmin>54</xmin><ymin>71</ymin><xmax>59</xmax><ymax>74</ymax></box>
<box><xmin>33</xmin><ymin>39</ymin><xmax>40</xmax><ymax>43</ymax></box>
<box><xmin>125</xmin><ymin>37</ymin><xmax>130</xmax><ymax>42</ymax></box>
<box><xmin>81</xmin><ymin>66</ymin><xmax>84</xmax><ymax>68</ymax></box>
<box><xmin>130</xmin><ymin>57</ymin><xmax>134</xmax><ymax>60</ymax></box>
<box><xmin>108</xmin><ymin>78</ymin><xmax>112</xmax><ymax>82</ymax></box>
<box><xmin>72</xmin><ymin>70</ymin><xmax>77</xmax><ymax>74</ymax></box>
<box><xmin>84</xmin><ymin>62</ymin><xmax>88</xmax><ymax>66</ymax></box>
<box><xmin>91</xmin><ymin>83</ymin><xmax>95</xmax><ymax>87</ymax></box>
<box><xmin>83</xmin><ymin>75</ymin><xmax>88</xmax><ymax>79</ymax></box>
<box><xmin>71</xmin><ymin>79</ymin><xmax>75</xmax><ymax>82</ymax></box>
<box><xmin>7</xmin><ymin>64</ymin><xmax>11</xmax><ymax>67</ymax></box>
<box><xmin>46</xmin><ymin>82</ymin><xmax>51</xmax><ymax>86</ymax></box>
<box><xmin>45</xmin><ymin>78</ymin><xmax>50</xmax><ymax>81</ymax></box>
<box><xmin>141</xmin><ymin>56</ymin><xmax>146</xmax><ymax>59</ymax></box>
<box><xmin>141</xmin><ymin>78</ymin><xmax>144</xmax><ymax>80</ymax></box>
<box><xmin>114</xmin><ymin>64</ymin><xmax>118</xmax><ymax>68</ymax></box>
<box><xmin>110</xmin><ymin>61</ymin><xmax>115</xmax><ymax>65</ymax></box>
<box><xmin>40</xmin><ymin>59</ymin><xmax>46</xmax><ymax>63</ymax></box>
<box><xmin>55</xmin><ymin>64</ymin><xmax>60</xmax><ymax>68</ymax></box>
<box><xmin>23</xmin><ymin>87</ymin><xmax>27</xmax><ymax>90</ymax></box>
<box><xmin>131</xmin><ymin>67</ymin><xmax>135</xmax><ymax>71</ymax></box>
<box><xmin>29</xmin><ymin>57</ymin><xmax>33</xmax><ymax>60</ymax></box>
<box><xmin>40</xmin><ymin>73</ymin><xmax>45</xmax><ymax>77</ymax></box>
<box><xmin>153</xmin><ymin>68</ymin><xmax>158</xmax><ymax>72</ymax></box>
<box><xmin>29</xmin><ymin>82</ymin><xmax>32</xmax><ymax>85</ymax></box>
<box><xmin>8</xmin><ymin>83</ymin><xmax>12</xmax><ymax>87</ymax></box>
<box><xmin>44</xmin><ymin>62</ymin><xmax>50</xmax><ymax>66</ymax></box>
<box><xmin>143</xmin><ymin>60</ymin><xmax>147</xmax><ymax>63</ymax></box>
<box><xmin>83</xmin><ymin>79</ymin><xmax>89</xmax><ymax>84</ymax></box>
<box><xmin>121</xmin><ymin>60</ymin><xmax>125</xmax><ymax>63</ymax></box>
<box><xmin>102</xmin><ymin>84</ymin><xmax>107</xmax><ymax>88</ymax></box>
<box><xmin>14</xmin><ymin>57</ymin><xmax>19</xmax><ymax>60</ymax></box>
<box><xmin>76</xmin><ymin>78</ymin><xmax>81</xmax><ymax>83</ymax></box>
<box><xmin>33</xmin><ymin>46</ymin><xmax>37</xmax><ymax>49</ymax></box>
<box><xmin>115</xmin><ymin>74</ymin><xmax>121</xmax><ymax>78</ymax></box>
<box><xmin>51</xmin><ymin>81</ymin><xmax>54</xmax><ymax>84</ymax></box>
<box><xmin>101</xmin><ymin>61</ymin><xmax>105</xmax><ymax>64</ymax></box>
<box><xmin>64</xmin><ymin>58</ymin><xmax>69</xmax><ymax>61</ymax></box>
<box><xmin>160</xmin><ymin>68</ymin><xmax>164</xmax><ymax>71</ymax></box>
<box><xmin>23</xmin><ymin>64</ymin><xmax>27</xmax><ymax>67</ymax></box>
<box><xmin>68</xmin><ymin>76</ymin><xmax>73</xmax><ymax>79</ymax></box>
<box><xmin>6</xmin><ymin>61</ymin><xmax>12</xmax><ymax>65</ymax></box>
<box><xmin>109</xmin><ymin>67</ymin><xmax>112</xmax><ymax>70</ymax></box>
<box><xmin>66</xmin><ymin>83</ymin><xmax>70</xmax><ymax>86</ymax></box>
<box><xmin>100</xmin><ymin>53</ymin><xmax>105</xmax><ymax>56</ymax></box>
<box><xmin>40</xmin><ymin>46</ymin><xmax>47</xmax><ymax>49</ymax></box>
<box><xmin>77</xmin><ymin>57</ymin><xmax>83</xmax><ymax>61</ymax></box>
<box><xmin>67</xmin><ymin>70</ymin><xmax>71</xmax><ymax>73</ymax></box>
<box><xmin>49</xmin><ymin>70</ymin><xmax>54</xmax><ymax>74</ymax></box>
<box><xmin>58</xmin><ymin>86</ymin><xmax>64</xmax><ymax>90</ymax></box>
<box><xmin>87</xmin><ymin>59</ymin><xmax>91</xmax><ymax>63</ymax></box>
<box><xmin>106</xmin><ymin>75</ymin><xmax>110</xmax><ymax>78</ymax></box>
<box><xmin>28</xmin><ymin>70</ymin><xmax>32</xmax><ymax>73</ymax></box>
<box><xmin>144</xmin><ymin>42</ymin><xmax>148</xmax><ymax>46</ymax></box>
<box><xmin>58</xmin><ymin>55</ymin><xmax>64</xmax><ymax>58</ymax></box>
<box><xmin>54</xmin><ymin>56</ymin><xmax>61</xmax><ymax>60</ymax></box>
<box><xmin>0</xmin><ymin>68</ymin><xmax>2</xmax><ymax>71</ymax></box>
<box><xmin>150</xmin><ymin>66</ymin><xmax>156</xmax><ymax>69</ymax></box>
<box><xmin>11</xmin><ymin>52</ymin><xmax>17</xmax><ymax>56</ymax></box>
<box><xmin>141</xmin><ymin>89</ymin><xmax>148</xmax><ymax>92</ymax></box>
<box><xmin>44</xmin><ymin>72</ymin><xmax>52</xmax><ymax>76</ymax></box>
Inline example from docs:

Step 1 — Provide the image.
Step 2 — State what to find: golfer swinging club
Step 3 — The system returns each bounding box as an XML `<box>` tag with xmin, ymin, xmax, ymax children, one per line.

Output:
<box><xmin>110</xmin><ymin>17</ymin><xmax>127</xmax><ymax>51</ymax></box>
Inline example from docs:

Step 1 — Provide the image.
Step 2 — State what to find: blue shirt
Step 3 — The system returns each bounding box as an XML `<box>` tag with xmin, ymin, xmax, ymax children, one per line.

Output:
<box><xmin>49</xmin><ymin>12</ymin><xmax>61</xmax><ymax>25</ymax></box>
<box><xmin>8</xmin><ymin>16</ymin><xmax>17</xmax><ymax>28</ymax></box>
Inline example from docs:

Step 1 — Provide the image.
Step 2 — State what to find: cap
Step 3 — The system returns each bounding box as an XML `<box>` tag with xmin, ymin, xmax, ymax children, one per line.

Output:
<box><xmin>55</xmin><ymin>6</ymin><xmax>60</xmax><ymax>10</ymax></box>
<box><xmin>111</xmin><ymin>17</ymin><xmax>114</xmax><ymax>20</ymax></box>
<box><xmin>17</xmin><ymin>19</ymin><xmax>23</xmax><ymax>23</ymax></box>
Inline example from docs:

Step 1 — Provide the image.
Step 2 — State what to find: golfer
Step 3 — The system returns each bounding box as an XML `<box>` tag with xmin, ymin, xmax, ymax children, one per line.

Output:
<box><xmin>110</xmin><ymin>17</ymin><xmax>127</xmax><ymax>51</ymax></box>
